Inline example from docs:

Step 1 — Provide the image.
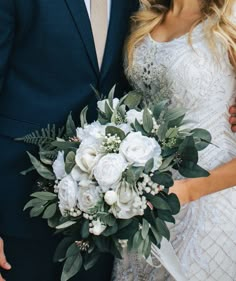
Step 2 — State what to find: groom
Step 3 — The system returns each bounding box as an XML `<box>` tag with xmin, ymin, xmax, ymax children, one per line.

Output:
<box><xmin>0</xmin><ymin>1</ymin><xmax>139</xmax><ymax>281</ymax></box>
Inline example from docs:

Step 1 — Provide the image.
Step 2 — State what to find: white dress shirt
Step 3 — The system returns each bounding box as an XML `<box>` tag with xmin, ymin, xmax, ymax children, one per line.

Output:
<box><xmin>84</xmin><ymin>0</ymin><xmax>111</xmax><ymax>22</ymax></box>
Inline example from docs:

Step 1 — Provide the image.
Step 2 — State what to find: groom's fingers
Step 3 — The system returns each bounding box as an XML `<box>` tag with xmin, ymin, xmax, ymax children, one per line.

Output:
<box><xmin>0</xmin><ymin>238</ymin><xmax>11</xmax><ymax>271</ymax></box>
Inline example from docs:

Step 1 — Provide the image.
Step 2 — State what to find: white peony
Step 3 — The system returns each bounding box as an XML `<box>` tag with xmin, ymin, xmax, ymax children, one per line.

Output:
<box><xmin>126</xmin><ymin>109</ymin><xmax>144</xmax><ymax>125</ymax></box>
<box><xmin>53</xmin><ymin>151</ymin><xmax>66</xmax><ymax>180</ymax></box>
<box><xmin>112</xmin><ymin>181</ymin><xmax>144</xmax><ymax>219</ymax></box>
<box><xmin>77</xmin><ymin>180</ymin><xmax>101</xmax><ymax>213</ymax></box>
<box><xmin>70</xmin><ymin>165</ymin><xmax>88</xmax><ymax>182</ymax></box>
<box><xmin>104</xmin><ymin>190</ymin><xmax>118</xmax><ymax>206</ymax></box>
<box><xmin>90</xmin><ymin>219</ymin><xmax>106</xmax><ymax>236</ymax></box>
<box><xmin>75</xmin><ymin>138</ymin><xmax>102</xmax><ymax>177</ymax></box>
<box><xmin>120</xmin><ymin>132</ymin><xmax>162</xmax><ymax>167</ymax></box>
<box><xmin>58</xmin><ymin>175</ymin><xmax>78</xmax><ymax>216</ymax></box>
<box><xmin>76</xmin><ymin>121</ymin><xmax>106</xmax><ymax>141</ymax></box>
<box><xmin>97</xmin><ymin>98</ymin><xmax>119</xmax><ymax>113</ymax></box>
<box><xmin>94</xmin><ymin>154</ymin><xmax>128</xmax><ymax>192</ymax></box>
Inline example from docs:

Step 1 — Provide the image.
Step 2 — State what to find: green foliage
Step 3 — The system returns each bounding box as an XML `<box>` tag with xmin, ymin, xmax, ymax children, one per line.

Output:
<box><xmin>105</xmin><ymin>126</ymin><xmax>126</xmax><ymax>141</ymax></box>
<box><xmin>144</xmin><ymin>158</ymin><xmax>154</xmax><ymax>174</ymax></box>
<box><xmin>124</xmin><ymin>91</ymin><xmax>142</xmax><ymax>109</ymax></box>
<box><xmin>15</xmin><ymin>124</ymin><xmax>65</xmax><ymax>146</ymax></box>
<box><xmin>80</xmin><ymin>106</ymin><xmax>88</xmax><ymax>129</ymax></box>
<box><xmin>27</xmin><ymin>152</ymin><xmax>55</xmax><ymax>180</ymax></box>
<box><xmin>66</xmin><ymin>113</ymin><xmax>76</xmax><ymax>137</ymax></box>
<box><xmin>151</xmin><ymin>171</ymin><xmax>174</xmax><ymax>187</ymax></box>
<box><xmin>61</xmin><ymin>250</ymin><xmax>82</xmax><ymax>281</ymax></box>
<box><xmin>125</xmin><ymin>166</ymin><xmax>144</xmax><ymax>184</ymax></box>
<box><xmin>143</xmin><ymin>108</ymin><xmax>153</xmax><ymax>133</ymax></box>
<box><xmin>65</xmin><ymin>151</ymin><xmax>76</xmax><ymax>174</ymax></box>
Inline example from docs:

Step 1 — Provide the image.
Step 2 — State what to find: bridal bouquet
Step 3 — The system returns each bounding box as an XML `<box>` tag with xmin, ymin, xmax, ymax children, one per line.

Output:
<box><xmin>18</xmin><ymin>87</ymin><xmax>211</xmax><ymax>281</ymax></box>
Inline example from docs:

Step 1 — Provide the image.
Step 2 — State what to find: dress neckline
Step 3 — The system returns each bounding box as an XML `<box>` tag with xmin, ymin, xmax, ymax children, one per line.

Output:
<box><xmin>148</xmin><ymin>21</ymin><xmax>204</xmax><ymax>46</ymax></box>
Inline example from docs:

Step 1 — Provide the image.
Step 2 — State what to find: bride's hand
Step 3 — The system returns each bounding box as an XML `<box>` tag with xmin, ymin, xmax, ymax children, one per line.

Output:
<box><xmin>0</xmin><ymin>238</ymin><xmax>11</xmax><ymax>281</ymax></box>
<box><xmin>169</xmin><ymin>178</ymin><xmax>201</xmax><ymax>206</ymax></box>
<box><xmin>229</xmin><ymin>100</ymin><xmax>236</xmax><ymax>132</ymax></box>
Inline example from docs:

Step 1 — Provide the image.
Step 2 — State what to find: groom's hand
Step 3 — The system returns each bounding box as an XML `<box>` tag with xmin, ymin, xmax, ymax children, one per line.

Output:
<box><xmin>229</xmin><ymin>101</ymin><xmax>236</xmax><ymax>132</ymax></box>
<box><xmin>0</xmin><ymin>238</ymin><xmax>11</xmax><ymax>281</ymax></box>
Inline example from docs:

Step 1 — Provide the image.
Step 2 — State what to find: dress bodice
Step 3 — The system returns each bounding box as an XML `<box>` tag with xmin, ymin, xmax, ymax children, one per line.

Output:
<box><xmin>113</xmin><ymin>21</ymin><xmax>236</xmax><ymax>281</ymax></box>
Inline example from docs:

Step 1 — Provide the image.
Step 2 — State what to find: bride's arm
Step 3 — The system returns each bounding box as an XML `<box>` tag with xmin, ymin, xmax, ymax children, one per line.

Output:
<box><xmin>171</xmin><ymin>158</ymin><xmax>236</xmax><ymax>205</ymax></box>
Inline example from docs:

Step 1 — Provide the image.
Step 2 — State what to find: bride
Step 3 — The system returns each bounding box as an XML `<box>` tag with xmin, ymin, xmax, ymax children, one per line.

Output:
<box><xmin>113</xmin><ymin>0</ymin><xmax>236</xmax><ymax>280</ymax></box>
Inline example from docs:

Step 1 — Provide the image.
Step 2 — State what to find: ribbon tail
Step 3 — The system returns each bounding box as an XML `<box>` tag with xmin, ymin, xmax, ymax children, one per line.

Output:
<box><xmin>147</xmin><ymin>238</ymin><xmax>188</xmax><ymax>281</ymax></box>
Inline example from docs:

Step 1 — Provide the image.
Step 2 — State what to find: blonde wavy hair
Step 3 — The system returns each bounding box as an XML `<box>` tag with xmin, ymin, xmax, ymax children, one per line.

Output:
<box><xmin>126</xmin><ymin>0</ymin><xmax>236</xmax><ymax>69</ymax></box>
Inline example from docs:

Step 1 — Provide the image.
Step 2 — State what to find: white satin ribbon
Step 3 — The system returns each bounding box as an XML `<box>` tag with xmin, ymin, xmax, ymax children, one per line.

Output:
<box><xmin>147</xmin><ymin>239</ymin><xmax>188</xmax><ymax>281</ymax></box>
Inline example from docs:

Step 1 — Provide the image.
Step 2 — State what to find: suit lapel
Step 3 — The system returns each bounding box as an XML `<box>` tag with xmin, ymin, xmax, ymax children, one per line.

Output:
<box><xmin>64</xmin><ymin>0</ymin><xmax>99</xmax><ymax>76</ymax></box>
<box><xmin>100</xmin><ymin>0</ymin><xmax>128</xmax><ymax>80</ymax></box>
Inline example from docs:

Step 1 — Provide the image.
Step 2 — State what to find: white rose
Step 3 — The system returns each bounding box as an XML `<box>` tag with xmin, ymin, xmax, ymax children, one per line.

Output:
<box><xmin>112</xmin><ymin>181</ymin><xmax>143</xmax><ymax>219</ymax></box>
<box><xmin>97</xmin><ymin>98</ymin><xmax>119</xmax><ymax>113</ymax></box>
<box><xmin>94</xmin><ymin>154</ymin><xmax>128</xmax><ymax>192</ymax></box>
<box><xmin>70</xmin><ymin>166</ymin><xmax>88</xmax><ymax>182</ymax></box>
<box><xmin>76</xmin><ymin>121</ymin><xmax>106</xmax><ymax>141</ymax></box>
<box><xmin>58</xmin><ymin>175</ymin><xmax>78</xmax><ymax>216</ymax></box>
<box><xmin>53</xmin><ymin>151</ymin><xmax>66</xmax><ymax>180</ymax></box>
<box><xmin>126</xmin><ymin>109</ymin><xmax>144</xmax><ymax>125</ymax></box>
<box><xmin>104</xmin><ymin>190</ymin><xmax>118</xmax><ymax>205</ymax></box>
<box><xmin>90</xmin><ymin>219</ymin><xmax>106</xmax><ymax>236</ymax></box>
<box><xmin>75</xmin><ymin>138</ymin><xmax>102</xmax><ymax>176</ymax></box>
<box><xmin>77</xmin><ymin>180</ymin><xmax>102</xmax><ymax>213</ymax></box>
<box><xmin>120</xmin><ymin>132</ymin><xmax>162</xmax><ymax>167</ymax></box>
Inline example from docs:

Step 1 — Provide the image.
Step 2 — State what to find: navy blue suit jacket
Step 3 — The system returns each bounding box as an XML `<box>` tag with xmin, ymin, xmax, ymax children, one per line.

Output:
<box><xmin>0</xmin><ymin>0</ymin><xmax>139</xmax><ymax>238</ymax></box>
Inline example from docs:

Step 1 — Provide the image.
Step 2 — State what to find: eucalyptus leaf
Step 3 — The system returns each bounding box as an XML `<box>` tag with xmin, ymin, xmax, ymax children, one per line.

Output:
<box><xmin>30</xmin><ymin>205</ymin><xmax>45</xmax><ymax>217</ymax></box>
<box><xmin>66</xmin><ymin>243</ymin><xmax>80</xmax><ymax>258</ymax></box>
<box><xmin>61</xmin><ymin>252</ymin><xmax>82</xmax><ymax>281</ymax></box>
<box><xmin>143</xmin><ymin>236</ymin><xmax>151</xmax><ymax>258</ymax></box>
<box><xmin>132</xmin><ymin>231</ymin><xmax>143</xmax><ymax>250</ymax></box>
<box><xmin>66</xmin><ymin>113</ymin><xmax>76</xmax><ymax>137</ymax></box>
<box><xmin>80</xmin><ymin>106</ymin><xmax>88</xmax><ymax>129</ymax></box>
<box><xmin>56</xmin><ymin>221</ymin><xmax>77</xmax><ymax>229</ymax></box>
<box><xmin>126</xmin><ymin>166</ymin><xmax>144</xmax><ymax>184</ymax></box>
<box><xmin>42</xmin><ymin>203</ymin><xmax>57</xmax><ymax>219</ymax></box>
<box><xmin>54</xmin><ymin>237</ymin><xmax>74</xmax><ymax>262</ymax></box>
<box><xmin>166</xmin><ymin>193</ymin><xmax>180</xmax><ymax>215</ymax></box>
<box><xmin>149</xmin><ymin>196</ymin><xmax>171</xmax><ymax>211</ymax></box>
<box><xmin>124</xmin><ymin>91</ymin><xmax>142</xmax><ymax>109</ymax></box>
<box><xmin>23</xmin><ymin>198</ymin><xmax>44</xmax><ymax>211</ymax></box>
<box><xmin>27</xmin><ymin>152</ymin><xmax>55</xmax><ymax>180</ymax></box>
<box><xmin>143</xmin><ymin>108</ymin><xmax>153</xmax><ymax>133</ymax></box>
<box><xmin>65</xmin><ymin>151</ymin><xmax>76</xmax><ymax>174</ymax></box>
<box><xmin>81</xmin><ymin>220</ymin><xmax>90</xmax><ymax>239</ymax></box>
<box><xmin>155</xmin><ymin>218</ymin><xmax>170</xmax><ymax>241</ymax></box>
<box><xmin>159</xmin><ymin>155</ymin><xmax>175</xmax><ymax>172</ymax></box>
<box><xmin>164</xmin><ymin>108</ymin><xmax>186</xmax><ymax>122</ymax></box>
<box><xmin>102</xmin><ymin>223</ymin><xmax>118</xmax><ymax>237</ymax></box>
<box><xmin>157</xmin><ymin>210</ymin><xmax>175</xmax><ymax>223</ymax></box>
<box><xmin>31</xmin><ymin>191</ymin><xmax>57</xmax><ymax>201</ymax></box>
<box><xmin>108</xmin><ymin>85</ymin><xmax>116</xmax><ymax>107</ymax></box>
<box><xmin>152</xmin><ymin>100</ymin><xmax>168</xmax><ymax>120</ymax></box>
<box><xmin>191</xmin><ymin>128</ymin><xmax>212</xmax><ymax>151</ymax></box>
<box><xmin>157</xmin><ymin>123</ymin><xmax>168</xmax><ymax>141</ymax></box>
<box><xmin>151</xmin><ymin>171</ymin><xmax>174</xmax><ymax>188</ymax></box>
<box><xmin>83</xmin><ymin>252</ymin><xmax>100</xmax><ymax>271</ymax></box>
<box><xmin>151</xmin><ymin>226</ymin><xmax>162</xmax><ymax>245</ymax></box>
<box><xmin>141</xmin><ymin>219</ymin><xmax>150</xmax><ymax>240</ymax></box>
<box><xmin>105</xmin><ymin>126</ymin><xmax>126</xmax><ymax>140</ymax></box>
<box><xmin>144</xmin><ymin>158</ymin><xmax>154</xmax><ymax>174</ymax></box>
<box><xmin>179</xmin><ymin>161</ymin><xmax>210</xmax><ymax>178</ymax></box>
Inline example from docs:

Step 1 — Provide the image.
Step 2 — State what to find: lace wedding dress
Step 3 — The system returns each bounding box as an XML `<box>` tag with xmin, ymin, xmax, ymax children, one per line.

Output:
<box><xmin>112</xmin><ymin>22</ymin><xmax>236</xmax><ymax>281</ymax></box>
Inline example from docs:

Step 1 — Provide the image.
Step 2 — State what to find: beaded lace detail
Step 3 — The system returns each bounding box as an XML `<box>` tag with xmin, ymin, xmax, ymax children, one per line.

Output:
<box><xmin>112</xmin><ymin>22</ymin><xmax>236</xmax><ymax>281</ymax></box>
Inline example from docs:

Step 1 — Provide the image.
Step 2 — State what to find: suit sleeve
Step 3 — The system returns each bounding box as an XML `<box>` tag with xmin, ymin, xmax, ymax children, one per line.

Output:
<box><xmin>0</xmin><ymin>0</ymin><xmax>15</xmax><ymax>92</ymax></box>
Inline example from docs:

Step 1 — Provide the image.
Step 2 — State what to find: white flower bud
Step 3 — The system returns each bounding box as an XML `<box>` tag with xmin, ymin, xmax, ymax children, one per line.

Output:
<box><xmin>104</xmin><ymin>191</ymin><xmax>118</xmax><ymax>205</ymax></box>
